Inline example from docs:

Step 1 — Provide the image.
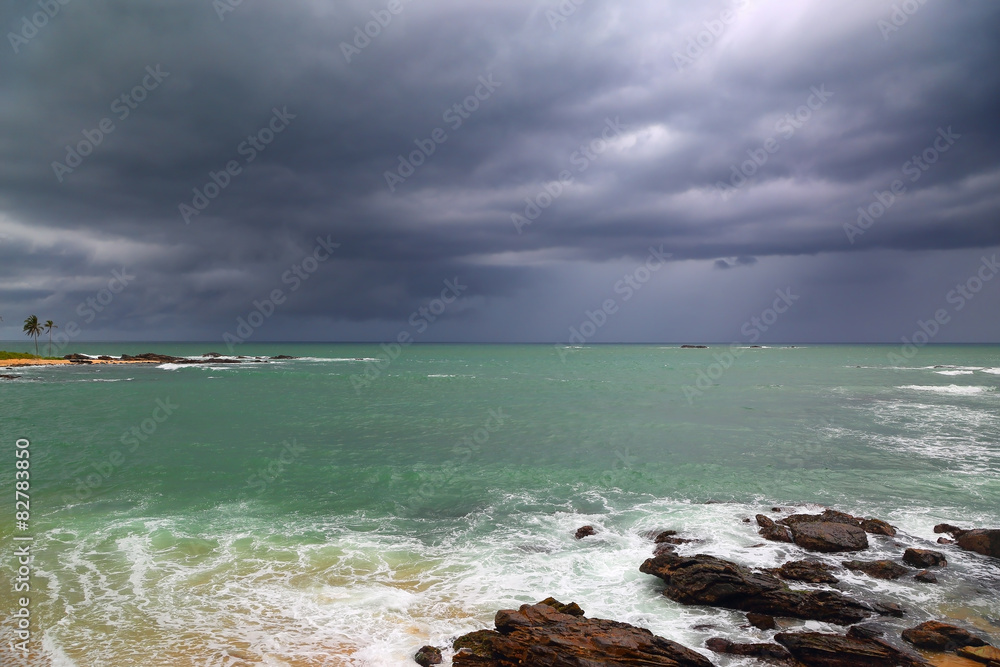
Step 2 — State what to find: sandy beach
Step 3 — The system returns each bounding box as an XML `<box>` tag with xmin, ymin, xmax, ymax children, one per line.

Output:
<box><xmin>0</xmin><ymin>358</ymin><xmax>158</xmax><ymax>368</ymax></box>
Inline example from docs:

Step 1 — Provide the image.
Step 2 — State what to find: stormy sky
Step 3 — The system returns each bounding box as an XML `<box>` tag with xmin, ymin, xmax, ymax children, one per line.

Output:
<box><xmin>1</xmin><ymin>0</ymin><xmax>999</xmax><ymax>344</ymax></box>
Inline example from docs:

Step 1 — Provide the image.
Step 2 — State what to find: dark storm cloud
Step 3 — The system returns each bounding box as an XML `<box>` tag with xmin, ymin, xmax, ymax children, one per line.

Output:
<box><xmin>1</xmin><ymin>0</ymin><xmax>999</xmax><ymax>341</ymax></box>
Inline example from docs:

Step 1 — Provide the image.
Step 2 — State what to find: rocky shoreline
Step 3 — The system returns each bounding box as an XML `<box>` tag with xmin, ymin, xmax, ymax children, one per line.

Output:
<box><xmin>419</xmin><ymin>507</ymin><xmax>1000</xmax><ymax>666</ymax></box>
<box><xmin>0</xmin><ymin>351</ymin><xmax>298</xmax><ymax>373</ymax></box>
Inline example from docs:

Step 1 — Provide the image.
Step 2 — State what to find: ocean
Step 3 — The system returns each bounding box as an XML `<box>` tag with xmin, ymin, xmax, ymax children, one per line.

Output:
<box><xmin>2</xmin><ymin>343</ymin><xmax>999</xmax><ymax>665</ymax></box>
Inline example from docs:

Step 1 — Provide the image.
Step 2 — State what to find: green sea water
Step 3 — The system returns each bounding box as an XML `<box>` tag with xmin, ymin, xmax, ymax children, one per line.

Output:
<box><xmin>1</xmin><ymin>343</ymin><xmax>999</xmax><ymax>665</ymax></box>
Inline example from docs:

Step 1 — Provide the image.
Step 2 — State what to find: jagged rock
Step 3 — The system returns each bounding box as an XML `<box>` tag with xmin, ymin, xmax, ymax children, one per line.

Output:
<box><xmin>869</xmin><ymin>601</ymin><xmax>904</xmax><ymax>617</ymax></box>
<box><xmin>903</xmin><ymin>548</ymin><xmax>947</xmax><ymax>568</ymax></box>
<box><xmin>451</xmin><ymin>600</ymin><xmax>714</xmax><ymax>666</ymax></box>
<box><xmin>789</xmin><ymin>521</ymin><xmax>869</xmax><ymax>553</ymax></box>
<box><xmin>914</xmin><ymin>570</ymin><xmax>938</xmax><ymax>583</ymax></box>
<box><xmin>772</xmin><ymin>560</ymin><xmax>839</xmax><ymax>584</ymax></box>
<box><xmin>843</xmin><ymin>560</ymin><xmax>911</xmax><ymax>580</ymax></box>
<box><xmin>956</xmin><ymin>645</ymin><xmax>1000</xmax><ymax>664</ymax></box>
<box><xmin>956</xmin><ymin>530</ymin><xmax>1000</xmax><ymax>559</ymax></box>
<box><xmin>574</xmin><ymin>525</ymin><xmax>596</xmax><ymax>539</ymax></box>
<box><xmin>639</xmin><ymin>553</ymin><xmax>871</xmax><ymax>625</ymax></box>
<box><xmin>414</xmin><ymin>645</ymin><xmax>442</xmax><ymax>666</ymax></box>
<box><xmin>860</xmin><ymin>518</ymin><xmax>897</xmax><ymax>536</ymax></box>
<box><xmin>935</xmin><ymin>523</ymin><xmax>965</xmax><ymax>535</ymax></box>
<box><xmin>775</xmin><ymin>631</ymin><xmax>929</xmax><ymax>667</ymax></box>
<box><xmin>847</xmin><ymin>625</ymin><xmax>885</xmax><ymax>640</ymax></box>
<box><xmin>757</xmin><ymin>514</ymin><xmax>793</xmax><ymax>542</ymax></box>
<box><xmin>747</xmin><ymin>612</ymin><xmax>777</xmax><ymax>630</ymax></box>
<box><xmin>901</xmin><ymin>621</ymin><xmax>987</xmax><ymax>651</ymax></box>
<box><xmin>938</xmin><ymin>537</ymin><xmax>956</xmax><ymax>545</ymax></box>
<box><xmin>538</xmin><ymin>597</ymin><xmax>584</xmax><ymax>616</ymax></box>
<box><xmin>781</xmin><ymin>509</ymin><xmax>861</xmax><ymax>527</ymax></box>
<box><xmin>705</xmin><ymin>638</ymin><xmax>792</xmax><ymax>661</ymax></box>
<box><xmin>271</xmin><ymin>354</ymin><xmax>297</xmax><ymax>359</ymax></box>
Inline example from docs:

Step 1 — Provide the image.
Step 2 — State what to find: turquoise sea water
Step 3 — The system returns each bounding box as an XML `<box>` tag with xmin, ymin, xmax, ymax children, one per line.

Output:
<box><xmin>2</xmin><ymin>343</ymin><xmax>999</xmax><ymax>665</ymax></box>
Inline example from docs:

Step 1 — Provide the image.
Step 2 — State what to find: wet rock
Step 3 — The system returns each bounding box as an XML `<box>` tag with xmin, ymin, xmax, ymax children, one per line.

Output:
<box><xmin>903</xmin><ymin>548</ymin><xmax>947</xmax><ymax>568</ymax></box>
<box><xmin>935</xmin><ymin>523</ymin><xmax>966</xmax><ymax>535</ymax></box>
<box><xmin>789</xmin><ymin>521</ymin><xmax>869</xmax><ymax>553</ymax></box>
<box><xmin>772</xmin><ymin>507</ymin><xmax>783</xmax><ymax>513</ymax></box>
<box><xmin>772</xmin><ymin>560</ymin><xmax>840</xmax><ymax>584</ymax></box>
<box><xmin>574</xmin><ymin>525</ymin><xmax>596</xmax><ymax>539</ymax></box>
<box><xmin>680</xmin><ymin>345</ymin><xmax>708</xmax><ymax>349</ymax></box>
<box><xmin>414</xmin><ymin>645</ymin><xmax>443</xmax><ymax>666</ymax></box>
<box><xmin>0</xmin><ymin>374</ymin><xmax>21</xmax><ymax>380</ymax></box>
<box><xmin>271</xmin><ymin>354</ymin><xmax>297</xmax><ymax>359</ymax></box>
<box><xmin>705</xmin><ymin>638</ymin><xmax>792</xmax><ymax>661</ymax></box>
<box><xmin>757</xmin><ymin>514</ymin><xmax>793</xmax><ymax>542</ymax></box>
<box><xmin>956</xmin><ymin>645</ymin><xmax>1000</xmax><ymax>665</ymax></box>
<box><xmin>847</xmin><ymin>625</ymin><xmax>885</xmax><ymax>640</ymax></box>
<box><xmin>451</xmin><ymin>600</ymin><xmax>714</xmax><ymax>666</ymax></box>
<box><xmin>956</xmin><ymin>529</ymin><xmax>1000</xmax><ymax>559</ymax></box>
<box><xmin>654</xmin><ymin>542</ymin><xmax>678</xmax><ymax>556</ymax></box>
<box><xmin>843</xmin><ymin>559</ymin><xmax>911</xmax><ymax>580</ymax></box>
<box><xmin>901</xmin><ymin>621</ymin><xmax>987</xmax><ymax>651</ymax></box>
<box><xmin>538</xmin><ymin>597</ymin><xmax>584</xmax><ymax>616</ymax></box>
<box><xmin>869</xmin><ymin>601</ymin><xmax>904</xmax><ymax>617</ymax></box>
<box><xmin>202</xmin><ymin>352</ymin><xmax>224</xmax><ymax>357</ymax></box>
<box><xmin>781</xmin><ymin>509</ymin><xmax>861</xmax><ymax>528</ymax></box>
<box><xmin>860</xmin><ymin>518</ymin><xmax>897</xmax><ymax>536</ymax></box>
<box><xmin>939</xmin><ymin>537</ymin><xmax>957</xmax><ymax>545</ymax></box>
<box><xmin>639</xmin><ymin>553</ymin><xmax>871</xmax><ymax>625</ymax></box>
<box><xmin>914</xmin><ymin>570</ymin><xmax>938</xmax><ymax>583</ymax></box>
<box><xmin>747</xmin><ymin>612</ymin><xmax>777</xmax><ymax>630</ymax></box>
<box><xmin>775</xmin><ymin>631</ymin><xmax>929</xmax><ymax>667</ymax></box>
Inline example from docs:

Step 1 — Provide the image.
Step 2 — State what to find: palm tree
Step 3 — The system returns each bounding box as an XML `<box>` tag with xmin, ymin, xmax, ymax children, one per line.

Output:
<box><xmin>44</xmin><ymin>320</ymin><xmax>57</xmax><ymax>355</ymax></box>
<box><xmin>23</xmin><ymin>315</ymin><xmax>42</xmax><ymax>355</ymax></box>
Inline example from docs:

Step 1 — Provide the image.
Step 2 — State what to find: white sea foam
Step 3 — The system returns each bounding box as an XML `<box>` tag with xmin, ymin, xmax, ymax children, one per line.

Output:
<box><xmin>935</xmin><ymin>370</ymin><xmax>975</xmax><ymax>376</ymax></box>
<box><xmin>899</xmin><ymin>384</ymin><xmax>992</xmax><ymax>395</ymax></box>
<box><xmin>980</xmin><ymin>367</ymin><xmax>1000</xmax><ymax>375</ymax></box>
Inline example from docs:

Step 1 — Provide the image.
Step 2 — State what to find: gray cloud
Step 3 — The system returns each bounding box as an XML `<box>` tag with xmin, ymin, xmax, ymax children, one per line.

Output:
<box><xmin>2</xmin><ymin>0</ymin><xmax>999</xmax><ymax>343</ymax></box>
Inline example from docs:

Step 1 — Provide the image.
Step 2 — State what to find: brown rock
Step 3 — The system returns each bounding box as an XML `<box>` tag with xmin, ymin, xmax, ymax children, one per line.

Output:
<box><xmin>847</xmin><ymin>625</ymin><xmax>885</xmax><ymax>640</ymax></box>
<box><xmin>869</xmin><ymin>601</ymin><xmax>904</xmax><ymax>617</ymax></box>
<box><xmin>914</xmin><ymin>570</ymin><xmax>938</xmax><ymax>583</ymax></box>
<box><xmin>901</xmin><ymin>621</ymin><xmax>987</xmax><ymax>651</ymax></box>
<box><xmin>956</xmin><ymin>529</ymin><xmax>1000</xmax><ymax>559</ymax></box>
<box><xmin>538</xmin><ymin>597</ymin><xmax>584</xmax><ymax>617</ymax></box>
<box><xmin>705</xmin><ymin>637</ymin><xmax>792</xmax><ymax>661</ymax></box>
<box><xmin>843</xmin><ymin>560</ymin><xmax>911</xmax><ymax>580</ymax></box>
<box><xmin>757</xmin><ymin>514</ymin><xmax>793</xmax><ymax>542</ymax></box>
<box><xmin>789</xmin><ymin>521</ymin><xmax>869</xmax><ymax>553</ymax></box>
<box><xmin>903</xmin><ymin>548</ymin><xmax>947</xmax><ymax>568</ymax></box>
<box><xmin>747</xmin><ymin>612</ymin><xmax>778</xmax><ymax>630</ymax></box>
<box><xmin>775</xmin><ymin>631</ymin><xmax>929</xmax><ymax>667</ymax></box>
<box><xmin>781</xmin><ymin>509</ymin><xmax>861</xmax><ymax>528</ymax></box>
<box><xmin>451</xmin><ymin>600</ymin><xmax>714</xmax><ymax>666</ymax></box>
<box><xmin>414</xmin><ymin>645</ymin><xmax>442</xmax><ymax>666</ymax></box>
<box><xmin>772</xmin><ymin>560</ymin><xmax>839</xmax><ymax>584</ymax></box>
<box><xmin>574</xmin><ymin>525</ymin><xmax>596</xmax><ymax>539</ymax></box>
<box><xmin>860</xmin><ymin>518</ymin><xmax>897</xmax><ymax>536</ymax></box>
<box><xmin>639</xmin><ymin>553</ymin><xmax>871</xmax><ymax>625</ymax></box>
<box><xmin>938</xmin><ymin>537</ymin><xmax>957</xmax><ymax>545</ymax></box>
<box><xmin>934</xmin><ymin>523</ymin><xmax>966</xmax><ymax>535</ymax></box>
<box><xmin>956</xmin><ymin>645</ymin><xmax>1000</xmax><ymax>664</ymax></box>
